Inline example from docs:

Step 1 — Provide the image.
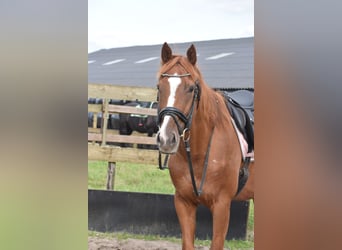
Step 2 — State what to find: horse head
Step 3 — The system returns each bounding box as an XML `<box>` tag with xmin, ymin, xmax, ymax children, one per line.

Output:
<box><xmin>156</xmin><ymin>42</ymin><xmax>201</xmax><ymax>154</ymax></box>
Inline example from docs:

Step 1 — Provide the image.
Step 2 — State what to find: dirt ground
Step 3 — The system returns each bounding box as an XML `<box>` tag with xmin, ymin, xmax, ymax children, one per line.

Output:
<box><xmin>88</xmin><ymin>237</ymin><xmax>231</xmax><ymax>250</ymax></box>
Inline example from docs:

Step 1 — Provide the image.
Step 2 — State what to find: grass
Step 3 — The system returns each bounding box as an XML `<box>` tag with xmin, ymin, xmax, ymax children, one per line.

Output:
<box><xmin>88</xmin><ymin>161</ymin><xmax>175</xmax><ymax>194</ymax></box>
<box><xmin>88</xmin><ymin>161</ymin><xmax>254</xmax><ymax>249</ymax></box>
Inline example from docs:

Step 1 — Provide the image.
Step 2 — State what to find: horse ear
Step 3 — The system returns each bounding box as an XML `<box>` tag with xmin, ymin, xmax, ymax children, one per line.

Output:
<box><xmin>161</xmin><ymin>42</ymin><xmax>172</xmax><ymax>64</ymax></box>
<box><xmin>187</xmin><ymin>44</ymin><xmax>197</xmax><ymax>65</ymax></box>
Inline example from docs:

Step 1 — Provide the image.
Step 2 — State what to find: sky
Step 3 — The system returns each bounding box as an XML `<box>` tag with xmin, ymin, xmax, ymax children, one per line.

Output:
<box><xmin>88</xmin><ymin>0</ymin><xmax>254</xmax><ymax>53</ymax></box>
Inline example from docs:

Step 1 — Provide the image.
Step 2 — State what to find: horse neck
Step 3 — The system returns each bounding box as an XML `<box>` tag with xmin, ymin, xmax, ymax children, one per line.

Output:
<box><xmin>195</xmin><ymin>84</ymin><xmax>220</xmax><ymax>127</ymax></box>
<box><xmin>188</xmin><ymin>87</ymin><xmax>218</xmax><ymax>154</ymax></box>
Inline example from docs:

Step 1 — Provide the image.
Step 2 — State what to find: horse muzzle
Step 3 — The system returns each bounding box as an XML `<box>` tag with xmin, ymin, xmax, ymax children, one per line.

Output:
<box><xmin>156</xmin><ymin>130</ymin><xmax>180</xmax><ymax>154</ymax></box>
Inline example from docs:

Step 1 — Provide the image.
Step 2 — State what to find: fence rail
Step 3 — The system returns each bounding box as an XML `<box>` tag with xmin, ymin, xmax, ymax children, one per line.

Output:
<box><xmin>88</xmin><ymin>83</ymin><xmax>160</xmax><ymax>189</ymax></box>
<box><xmin>88</xmin><ymin>83</ymin><xmax>157</xmax><ymax>101</ymax></box>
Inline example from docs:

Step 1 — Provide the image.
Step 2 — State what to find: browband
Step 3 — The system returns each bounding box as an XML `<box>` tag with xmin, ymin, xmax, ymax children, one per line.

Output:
<box><xmin>161</xmin><ymin>73</ymin><xmax>191</xmax><ymax>78</ymax></box>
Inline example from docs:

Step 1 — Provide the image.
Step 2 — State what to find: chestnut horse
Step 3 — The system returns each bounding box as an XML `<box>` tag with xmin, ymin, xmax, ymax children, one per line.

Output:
<box><xmin>156</xmin><ymin>43</ymin><xmax>254</xmax><ymax>250</ymax></box>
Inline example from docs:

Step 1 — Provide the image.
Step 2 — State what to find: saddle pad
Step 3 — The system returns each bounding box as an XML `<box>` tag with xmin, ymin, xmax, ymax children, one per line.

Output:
<box><xmin>231</xmin><ymin>118</ymin><xmax>254</xmax><ymax>162</ymax></box>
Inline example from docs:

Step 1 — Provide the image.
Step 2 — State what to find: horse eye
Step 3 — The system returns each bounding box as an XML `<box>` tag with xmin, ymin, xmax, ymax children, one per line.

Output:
<box><xmin>188</xmin><ymin>86</ymin><xmax>194</xmax><ymax>92</ymax></box>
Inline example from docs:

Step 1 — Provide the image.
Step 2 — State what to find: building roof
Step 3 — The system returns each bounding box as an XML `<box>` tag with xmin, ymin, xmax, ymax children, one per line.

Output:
<box><xmin>88</xmin><ymin>37</ymin><xmax>254</xmax><ymax>89</ymax></box>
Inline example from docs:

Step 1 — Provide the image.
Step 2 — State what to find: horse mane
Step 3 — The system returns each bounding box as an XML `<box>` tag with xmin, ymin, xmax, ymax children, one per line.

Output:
<box><xmin>158</xmin><ymin>56</ymin><xmax>230</xmax><ymax>128</ymax></box>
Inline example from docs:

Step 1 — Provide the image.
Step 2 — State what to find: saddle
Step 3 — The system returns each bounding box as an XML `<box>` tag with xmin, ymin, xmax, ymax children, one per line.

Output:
<box><xmin>222</xmin><ymin>90</ymin><xmax>254</xmax><ymax>153</ymax></box>
<box><xmin>221</xmin><ymin>89</ymin><xmax>254</xmax><ymax>196</ymax></box>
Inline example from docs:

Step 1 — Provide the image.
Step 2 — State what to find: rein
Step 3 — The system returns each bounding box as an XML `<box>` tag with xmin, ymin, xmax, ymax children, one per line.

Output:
<box><xmin>184</xmin><ymin>126</ymin><xmax>215</xmax><ymax>196</ymax></box>
<box><xmin>158</xmin><ymin>74</ymin><xmax>213</xmax><ymax>196</ymax></box>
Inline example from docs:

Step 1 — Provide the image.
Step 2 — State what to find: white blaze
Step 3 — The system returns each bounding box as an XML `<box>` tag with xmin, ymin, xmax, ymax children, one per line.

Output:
<box><xmin>167</xmin><ymin>74</ymin><xmax>181</xmax><ymax>107</ymax></box>
<box><xmin>159</xmin><ymin>73</ymin><xmax>181</xmax><ymax>139</ymax></box>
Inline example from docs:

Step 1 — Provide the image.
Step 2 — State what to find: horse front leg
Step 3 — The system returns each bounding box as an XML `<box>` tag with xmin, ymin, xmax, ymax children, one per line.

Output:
<box><xmin>210</xmin><ymin>201</ymin><xmax>231</xmax><ymax>250</ymax></box>
<box><xmin>174</xmin><ymin>193</ymin><xmax>197</xmax><ymax>250</ymax></box>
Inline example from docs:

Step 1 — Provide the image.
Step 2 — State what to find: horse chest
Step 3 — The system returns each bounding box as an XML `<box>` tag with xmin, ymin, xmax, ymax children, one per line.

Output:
<box><xmin>168</xmin><ymin>158</ymin><xmax>227</xmax><ymax>199</ymax></box>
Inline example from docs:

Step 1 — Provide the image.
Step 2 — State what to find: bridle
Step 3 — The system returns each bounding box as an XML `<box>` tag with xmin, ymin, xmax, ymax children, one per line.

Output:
<box><xmin>157</xmin><ymin>72</ymin><xmax>215</xmax><ymax>197</ymax></box>
<box><xmin>158</xmin><ymin>73</ymin><xmax>200</xmax><ymax>137</ymax></box>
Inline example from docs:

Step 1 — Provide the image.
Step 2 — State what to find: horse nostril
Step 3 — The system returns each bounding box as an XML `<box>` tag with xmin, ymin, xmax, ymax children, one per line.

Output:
<box><xmin>171</xmin><ymin>133</ymin><xmax>176</xmax><ymax>144</ymax></box>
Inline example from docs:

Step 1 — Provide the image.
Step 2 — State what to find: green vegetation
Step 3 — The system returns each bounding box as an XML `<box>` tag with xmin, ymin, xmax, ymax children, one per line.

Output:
<box><xmin>88</xmin><ymin>161</ymin><xmax>175</xmax><ymax>194</ymax></box>
<box><xmin>88</xmin><ymin>161</ymin><xmax>254</xmax><ymax>249</ymax></box>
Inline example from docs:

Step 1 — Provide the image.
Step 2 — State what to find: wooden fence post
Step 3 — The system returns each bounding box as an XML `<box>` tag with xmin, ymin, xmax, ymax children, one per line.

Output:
<box><xmin>106</xmin><ymin>162</ymin><xmax>116</xmax><ymax>190</ymax></box>
<box><xmin>101</xmin><ymin>98</ymin><xmax>109</xmax><ymax>146</ymax></box>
